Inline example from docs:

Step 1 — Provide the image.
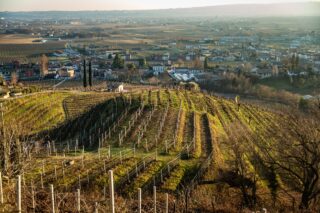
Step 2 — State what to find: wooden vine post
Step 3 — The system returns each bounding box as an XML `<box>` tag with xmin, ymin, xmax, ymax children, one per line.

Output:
<box><xmin>165</xmin><ymin>193</ymin><xmax>169</xmax><ymax>213</ymax></box>
<box><xmin>109</xmin><ymin>170</ymin><xmax>115</xmax><ymax>213</ymax></box>
<box><xmin>50</xmin><ymin>184</ymin><xmax>55</xmax><ymax>213</ymax></box>
<box><xmin>138</xmin><ymin>188</ymin><xmax>142</xmax><ymax>213</ymax></box>
<box><xmin>0</xmin><ymin>172</ymin><xmax>3</xmax><ymax>204</ymax></box>
<box><xmin>31</xmin><ymin>182</ymin><xmax>35</xmax><ymax>211</ymax></box>
<box><xmin>77</xmin><ymin>189</ymin><xmax>81</xmax><ymax>212</ymax></box>
<box><xmin>95</xmin><ymin>202</ymin><xmax>99</xmax><ymax>213</ymax></box>
<box><xmin>153</xmin><ymin>186</ymin><xmax>157</xmax><ymax>213</ymax></box>
<box><xmin>17</xmin><ymin>175</ymin><xmax>21</xmax><ymax>213</ymax></box>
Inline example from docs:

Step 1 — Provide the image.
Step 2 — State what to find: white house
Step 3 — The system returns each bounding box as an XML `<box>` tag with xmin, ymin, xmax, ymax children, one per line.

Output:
<box><xmin>162</xmin><ymin>53</ymin><xmax>170</xmax><ymax>61</ymax></box>
<box><xmin>251</xmin><ymin>68</ymin><xmax>272</xmax><ymax>79</ymax></box>
<box><xmin>108</xmin><ymin>82</ymin><xmax>124</xmax><ymax>93</ymax></box>
<box><xmin>152</xmin><ymin>65</ymin><xmax>166</xmax><ymax>75</ymax></box>
<box><xmin>58</xmin><ymin>67</ymin><xmax>75</xmax><ymax>78</ymax></box>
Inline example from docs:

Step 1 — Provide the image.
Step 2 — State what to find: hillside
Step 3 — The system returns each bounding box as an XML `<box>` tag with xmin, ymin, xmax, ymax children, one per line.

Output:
<box><xmin>0</xmin><ymin>89</ymin><xmax>319</xmax><ymax>212</ymax></box>
<box><xmin>1</xmin><ymin>91</ymin><xmax>114</xmax><ymax>135</ymax></box>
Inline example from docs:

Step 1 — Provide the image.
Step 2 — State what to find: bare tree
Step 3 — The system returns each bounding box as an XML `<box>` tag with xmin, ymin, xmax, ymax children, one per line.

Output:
<box><xmin>265</xmin><ymin>113</ymin><xmax>320</xmax><ymax>209</ymax></box>
<box><xmin>11</xmin><ymin>71</ymin><xmax>18</xmax><ymax>85</ymax></box>
<box><xmin>40</xmin><ymin>54</ymin><xmax>49</xmax><ymax>77</ymax></box>
<box><xmin>193</xmin><ymin>57</ymin><xmax>203</xmax><ymax>69</ymax></box>
<box><xmin>0</xmin><ymin>107</ymin><xmax>29</xmax><ymax>176</ymax></box>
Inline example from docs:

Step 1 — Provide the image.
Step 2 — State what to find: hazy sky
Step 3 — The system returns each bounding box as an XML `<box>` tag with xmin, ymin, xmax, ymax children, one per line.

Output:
<box><xmin>0</xmin><ymin>0</ymin><xmax>318</xmax><ymax>11</ymax></box>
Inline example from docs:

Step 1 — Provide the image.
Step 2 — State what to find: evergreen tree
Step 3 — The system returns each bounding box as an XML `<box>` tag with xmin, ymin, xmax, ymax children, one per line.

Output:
<box><xmin>204</xmin><ymin>57</ymin><xmax>209</xmax><ymax>70</ymax></box>
<box><xmin>83</xmin><ymin>60</ymin><xmax>87</xmax><ymax>88</ymax></box>
<box><xmin>89</xmin><ymin>60</ymin><xmax>92</xmax><ymax>87</ymax></box>
<box><xmin>112</xmin><ymin>54</ymin><xmax>124</xmax><ymax>69</ymax></box>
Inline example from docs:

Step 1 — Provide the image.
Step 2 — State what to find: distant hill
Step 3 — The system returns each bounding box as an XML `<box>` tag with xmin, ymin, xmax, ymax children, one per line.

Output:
<box><xmin>1</xmin><ymin>2</ymin><xmax>320</xmax><ymax>19</ymax></box>
<box><xmin>161</xmin><ymin>2</ymin><xmax>320</xmax><ymax>17</ymax></box>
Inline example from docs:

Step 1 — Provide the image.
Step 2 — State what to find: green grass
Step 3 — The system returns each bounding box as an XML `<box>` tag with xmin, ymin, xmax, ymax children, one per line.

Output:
<box><xmin>2</xmin><ymin>91</ymin><xmax>115</xmax><ymax>135</ymax></box>
<box><xmin>125</xmin><ymin>160</ymin><xmax>164</xmax><ymax>196</ymax></box>
<box><xmin>162</xmin><ymin>163</ymin><xmax>186</xmax><ymax>192</ymax></box>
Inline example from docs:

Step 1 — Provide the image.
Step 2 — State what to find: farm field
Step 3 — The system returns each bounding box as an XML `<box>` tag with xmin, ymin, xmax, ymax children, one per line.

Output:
<box><xmin>0</xmin><ymin>89</ymin><xmax>318</xmax><ymax>212</ymax></box>
<box><xmin>0</xmin><ymin>35</ymin><xmax>38</xmax><ymax>44</ymax></box>
<box><xmin>0</xmin><ymin>42</ymin><xmax>66</xmax><ymax>62</ymax></box>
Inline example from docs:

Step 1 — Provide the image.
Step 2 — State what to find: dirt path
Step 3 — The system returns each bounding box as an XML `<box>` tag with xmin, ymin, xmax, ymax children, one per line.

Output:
<box><xmin>200</xmin><ymin>113</ymin><xmax>213</xmax><ymax>158</ymax></box>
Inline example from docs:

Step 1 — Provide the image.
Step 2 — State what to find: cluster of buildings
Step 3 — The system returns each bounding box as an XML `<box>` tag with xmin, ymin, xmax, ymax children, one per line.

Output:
<box><xmin>0</xmin><ymin>54</ymin><xmax>78</xmax><ymax>82</ymax></box>
<box><xmin>89</xmin><ymin>34</ymin><xmax>320</xmax><ymax>81</ymax></box>
<box><xmin>1</xmin><ymin>16</ymin><xmax>320</xmax><ymax>85</ymax></box>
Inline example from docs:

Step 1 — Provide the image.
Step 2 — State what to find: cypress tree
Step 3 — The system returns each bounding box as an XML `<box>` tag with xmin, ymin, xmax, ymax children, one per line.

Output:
<box><xmin>89</xmin><ymin>60</ymin><xmax>92</xmax><ymax>87</ymax></box>
<box><xmin>83</xmin><ymin>59</ymin><xmax>87</xmax><ymax>88</ymax></box>
<box><xmin>204</xmin><ymin>57</ymin><xmax>209</xmax><ymax>70</ymax></box>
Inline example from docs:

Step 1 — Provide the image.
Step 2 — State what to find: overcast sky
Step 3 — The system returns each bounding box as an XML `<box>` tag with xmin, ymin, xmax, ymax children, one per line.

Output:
<box><xmin>0</xmin><ymin>0</ymin><xmax>318</xmax><ymax>11</ymax></box>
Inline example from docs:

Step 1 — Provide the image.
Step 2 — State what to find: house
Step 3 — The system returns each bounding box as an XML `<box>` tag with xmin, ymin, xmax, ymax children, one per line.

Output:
<box><xmin>162</xmin><ymin>53</ymin><xmax>170</xmax><ymax>61</ymax></box>
<box><xmin>287</xmin><ymin>71</ymin><xmax>299</xmax><ymax>77</ymax></box>
<box><xmin>168</xmin><ymin>67</ymin><xmax>202</xmax><ymax>82</ymax></box>
<box><xmin>152</xmin><ymin>65</ymin><xmax>166</xmax><ymax>75</ymax></box>
<box><xmin>258</xmin><ymin>52</ymin><xmax>270</xmax><ymax>62</ymax></box>
<box><xmin>186</xmin><ymin>45</ymin><xmax>194</xmax><ymax>49</ymax></box>
<box><xmin>257</xmin><ymin>69</ymin><xmax>272</xmax><ymax>79</ymax></box>
<box><xmin>58</xmin><ymin>67</ymin><xmax>75</xmax><ymax>78</ymax></box>
<box><xmin>107</xmin><ymin>82</ymin><xmax>124</xmax><ymax>93</ymax></box>
<box><xmin>251</xmin><ymin>68</ymin><xmax>272</xmax><ymax>79</ymax></box>
<box><xmin>124</xmin><ymin>53</ymin><xmax>132</xmax><ymax>60</ymax></box>
<box><xmin>199</xmin><ymin>55</ymin><xmax>207</xmax><ymax>62</ymax></box>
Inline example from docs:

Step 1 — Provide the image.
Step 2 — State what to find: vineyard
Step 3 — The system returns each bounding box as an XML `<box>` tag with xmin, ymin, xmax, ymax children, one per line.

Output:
<box><xmin>0</xmin><ymin>89</ymin><xmax>319</xmax><ymax>212</ymax></box>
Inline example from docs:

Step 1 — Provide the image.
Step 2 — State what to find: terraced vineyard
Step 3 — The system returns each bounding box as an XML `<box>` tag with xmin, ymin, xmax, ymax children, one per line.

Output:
<box><xmin>0</xmin><ymin>89</ymin><xmax>319</xmax><ymax>212</ymax></box>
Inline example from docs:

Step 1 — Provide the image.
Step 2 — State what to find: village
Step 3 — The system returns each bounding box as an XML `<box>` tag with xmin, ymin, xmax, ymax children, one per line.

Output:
<box><xmin>0</xmin><ymin>15</ymin><xmax>320</xmax><ymax>97</ymax></box>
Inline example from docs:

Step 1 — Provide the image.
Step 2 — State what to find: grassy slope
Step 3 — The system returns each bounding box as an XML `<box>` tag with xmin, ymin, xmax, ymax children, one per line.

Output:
<box><xmin>258</xmin><ymin>76</ymin><xmax>320</xmax><ymax>95</ymax></box>
<box><xmin>1</xmin><ymin>91</ymin><xmax>115</xmax><ymax>135</ymax></box>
